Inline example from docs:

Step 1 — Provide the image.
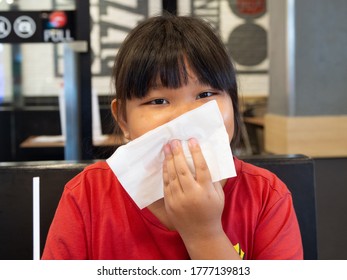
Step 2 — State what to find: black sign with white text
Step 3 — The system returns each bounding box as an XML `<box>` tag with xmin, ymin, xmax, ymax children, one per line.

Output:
<box><xmin>0</xmin><ymin>11</ymin><xmax>76</xmax><ymax>43</ymax></box>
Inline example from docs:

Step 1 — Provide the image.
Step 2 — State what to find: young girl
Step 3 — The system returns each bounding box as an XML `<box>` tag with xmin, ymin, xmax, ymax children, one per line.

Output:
<box><xmin>42</xmin><ymin>14</ymin><xmax>303</xmax><ymax>260</ymax></box>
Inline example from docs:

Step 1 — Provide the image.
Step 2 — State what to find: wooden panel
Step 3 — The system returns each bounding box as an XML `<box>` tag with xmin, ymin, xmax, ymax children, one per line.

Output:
<box><xmin>265</xmin><ymin>114</ymin><xmax>347</xmax><ymax>157</ymax></box>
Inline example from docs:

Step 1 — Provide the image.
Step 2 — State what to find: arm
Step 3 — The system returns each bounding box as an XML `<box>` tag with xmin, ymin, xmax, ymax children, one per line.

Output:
<box><xmin>252</xmin><ymin>192</ymin><xmax>303</xmax><ymax>259</ymax></box>
<box><xmin>41</xmin><ymin>186</ymin><xmax>88</xmax><ymax>260</ymax></box>
<box><xmin>163</xmin><ymin>138</ymin><xmax>240</xmax><ymax>260</ymax></box>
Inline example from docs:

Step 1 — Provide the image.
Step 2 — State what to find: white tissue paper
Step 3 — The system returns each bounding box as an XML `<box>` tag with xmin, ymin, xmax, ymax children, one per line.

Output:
<box><xmin>107</xmin><ymin>100</ymin><xmax>236</xmax><ymax>209</ymax></box>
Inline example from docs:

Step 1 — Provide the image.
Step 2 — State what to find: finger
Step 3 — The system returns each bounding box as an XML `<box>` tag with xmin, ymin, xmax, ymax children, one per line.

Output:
<box><xmin>188</xmin><ymin>138</ymin><xmax>212</xmax><ymax>184</ymax></box>
<box><xmin>163</xmin><ymin>142</ymin><xmax>183</xmax><ymax>196</ymax></box>
<box><xmin>170</xmin><ymin>139</ymin><xmax>196</xmax><ymax>190</ymax></box>
<box><xmin>162</xmin><ymin>144</ymin><xmax>170</xmax><ymax>186</ymax></box>
<box><xmin>163</xmin><ymin>158</ymin><xmax>174</xmax><ymax>202</ymax></box>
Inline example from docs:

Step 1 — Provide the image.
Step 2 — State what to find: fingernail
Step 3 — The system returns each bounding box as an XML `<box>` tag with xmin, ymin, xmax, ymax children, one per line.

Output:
<box><xmin>188</xmin><ymin>138</ymin><xmax>198</xmax><ymax>148</ymax></box>
<box><xmin>170</xmin><ymin>139</ymin><xmax>180</xmax><ymax>153</ymax></box>
<box><xmin>163</xmin><ymin>143</ymin><xmax>171</xmax><ymax>156</ymax></box>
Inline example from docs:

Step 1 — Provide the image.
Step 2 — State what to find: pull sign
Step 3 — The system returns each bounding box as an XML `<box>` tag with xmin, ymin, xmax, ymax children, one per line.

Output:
<box><xmin>0</xmin><ymin>10</ymin><xmax>76</xmax><ymax>43</ymax></box>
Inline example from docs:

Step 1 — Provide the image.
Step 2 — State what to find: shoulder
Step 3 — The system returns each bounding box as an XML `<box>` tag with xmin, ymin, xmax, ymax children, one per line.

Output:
<box><xmin>64</xmin><ymin>161</ymin><xmax>119</xmax><ymax>192</ymax></box>
<box><xmin>227</xmin><ymin>157</ymin><xmax>291</xmax><ymax>201</ymax></box>
<box><xmin>59</xmin><ymin>161</ymin><xmax>129</xmax><ymax>212</ymax></box>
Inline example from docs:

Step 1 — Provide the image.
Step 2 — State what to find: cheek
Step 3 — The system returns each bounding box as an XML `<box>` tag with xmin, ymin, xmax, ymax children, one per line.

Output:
<box><xmin>220</xmin><ymin>104</ymin><xmax>235</xmax><ymax>142</ymax></box>
<box><xmin>224</xmin><ymin>114</ymin><xmax>235</xmax><ymax>142</ymax></box>
<box><xmin>127</xmin><ymin>115</ymin><xmax>151</xmax><ymax>139</ymax></box>
<box><xmin>127</xmin><ymin>113</ymin><xmax>170</xmax><ymax>140</ymax></box>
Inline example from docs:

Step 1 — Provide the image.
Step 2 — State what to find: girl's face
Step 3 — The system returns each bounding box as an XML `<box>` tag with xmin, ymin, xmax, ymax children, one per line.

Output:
<box><xmin>113</xmin><ymin>70</ymin><xmax>234</xmax><ymax>142</ymax></box>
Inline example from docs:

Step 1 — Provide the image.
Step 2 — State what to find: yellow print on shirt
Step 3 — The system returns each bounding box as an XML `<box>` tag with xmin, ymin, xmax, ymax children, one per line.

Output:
<box><xmin>233</xmin><ymin>243</ymin><xmax>245</xmax><ymax>259</ymax></box>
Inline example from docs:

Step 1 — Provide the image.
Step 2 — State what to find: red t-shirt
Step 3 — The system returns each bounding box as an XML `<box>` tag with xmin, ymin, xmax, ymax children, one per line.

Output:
<box><xmin>42</xmin><ymin>157</ymin><xmax>303</xmax><ymax>260</ymax></box>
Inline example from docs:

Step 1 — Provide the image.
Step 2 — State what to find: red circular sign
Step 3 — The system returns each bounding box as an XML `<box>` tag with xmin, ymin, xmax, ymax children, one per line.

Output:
<box><xmin>49</xmin><ymin>11</ymin><xmax>67</xmax><ymax>28</ymax></box>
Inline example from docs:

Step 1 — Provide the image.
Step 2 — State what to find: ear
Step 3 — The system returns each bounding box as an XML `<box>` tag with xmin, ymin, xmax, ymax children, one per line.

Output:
<box><xmin>111</xmin><ymin>99</ymin><xmax>130</xmax><ymax>140</ymax></box>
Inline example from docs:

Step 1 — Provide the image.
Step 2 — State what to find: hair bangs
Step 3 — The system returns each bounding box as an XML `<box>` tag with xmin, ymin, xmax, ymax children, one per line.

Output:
<box><xmin>148</xmin><ymin>51</ymin><xmax>189</xmax><ymax>91</ymax></box>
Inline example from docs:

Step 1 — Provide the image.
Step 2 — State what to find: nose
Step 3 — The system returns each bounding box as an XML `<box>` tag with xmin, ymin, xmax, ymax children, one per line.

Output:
<box><xmin>170</xmin><ymin>102</ymin><xmax>201</xmax><ymax>121</ymax></box>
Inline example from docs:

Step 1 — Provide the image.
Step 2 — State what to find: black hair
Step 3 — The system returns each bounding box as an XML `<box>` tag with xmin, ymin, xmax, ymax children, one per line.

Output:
<box><xmin>112</xmin><ymin>14</ymin><xmax>241</xmax><ymax>148</ymax></box>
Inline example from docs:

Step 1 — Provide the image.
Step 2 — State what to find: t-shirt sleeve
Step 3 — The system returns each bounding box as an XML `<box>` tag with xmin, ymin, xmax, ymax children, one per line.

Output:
<box><xmin>41</xmin><ymin>184</ymin><xmax>89</xmax><ymax>260</ymax></box>
<box><xmin>252</xmin><ymin>188</ymin><xmax>303</xmax><ymax>260</ymax></box>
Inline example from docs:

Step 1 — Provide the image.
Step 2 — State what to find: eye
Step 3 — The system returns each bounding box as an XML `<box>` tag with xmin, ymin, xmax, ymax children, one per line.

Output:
<box><xmin>196</xmin><ymin>91</ymin><xmax>214</xmax><ymax>99</ymax></box>
<box><xmin>148</xmin><ymin>98</ymin><xmax>169</xmax><ymax>105</ymax></box>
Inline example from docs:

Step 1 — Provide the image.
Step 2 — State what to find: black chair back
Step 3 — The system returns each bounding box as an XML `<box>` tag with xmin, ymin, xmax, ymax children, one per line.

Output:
<box><xmin>0</xmin><ymin>155</ymin><xmax>317</xmax><ymax>259</ymax></box>
<box><xmin>240</xmin><ymin>154</ymin><xmax>318</xmax><ymax>260</ymax></box>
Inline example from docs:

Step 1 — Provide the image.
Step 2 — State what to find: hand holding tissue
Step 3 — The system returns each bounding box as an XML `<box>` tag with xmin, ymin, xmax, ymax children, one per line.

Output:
<box><xmin>107</xmin><ymin>100</ymin><xmax>236</xmax><ymax>209</ymax></box>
